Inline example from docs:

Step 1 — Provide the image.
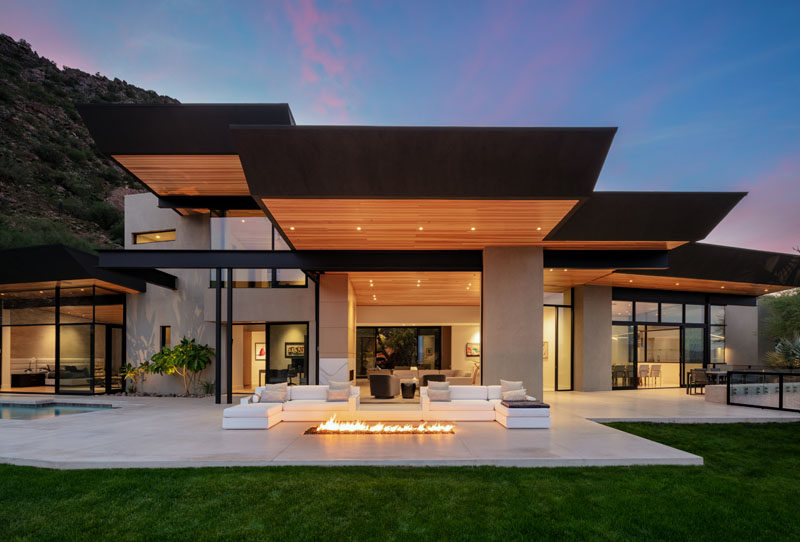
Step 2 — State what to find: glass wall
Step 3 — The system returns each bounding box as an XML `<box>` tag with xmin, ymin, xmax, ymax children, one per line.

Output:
<box><xmin>544</xmin><ymin>289</ymin><xmax>573</xmax><ymax>391</ymax></box>
<box><xmin>611</xmin><ymin>298</ymin><xmax>725</xmax><ymax>389</ymax></box>
<box><xmin>209</xmin><ymin>213</ymin><xmax>307</xmax><ymax>288</ymax></box>
<box><xmin>0</xmin><ymin>286</ymin><xmax>125</xmax><ymax>394</ymax></box>
<box><xmin>356</xmin><ymin>327</ymin><xmax>442</xmax><ymax>376</ymax></box>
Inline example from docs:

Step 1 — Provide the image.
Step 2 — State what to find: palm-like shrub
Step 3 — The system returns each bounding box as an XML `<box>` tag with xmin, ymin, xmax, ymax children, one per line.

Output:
<box><xmin>149</xmin><ymin>338</ymin><xmax>215</xmax><ymax>395</ymax></box>
<box><xmin>765</xmin><ymin>334</ymin><xmax>800</xmax><ymax>370</ymax></box>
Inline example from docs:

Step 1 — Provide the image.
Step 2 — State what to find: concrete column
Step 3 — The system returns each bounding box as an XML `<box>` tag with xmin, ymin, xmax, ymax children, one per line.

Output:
<box><xmin>318</xmin><ymin>274</ymin><xmax>356</xmax><ymax>383</ymax></box>
<box><xmin>725</xmin><ymin>305</ymin><xmax>758</xmax><ymax>367</ymax></box>
<box><xmin>482</xmin><ymin>246</ymin><xmax>543</xmax><ymax>400</ymax></box>
<box><xmin>573</xmin><ymin>285</ymin><xmax>612</xmax><ymax>391</ymax></box>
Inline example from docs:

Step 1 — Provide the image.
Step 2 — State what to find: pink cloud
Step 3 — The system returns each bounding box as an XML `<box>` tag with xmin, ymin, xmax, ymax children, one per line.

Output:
<box><xmin>705</xmin><ymin>149</ymin><xmax>800</xmax><ymax>254</ymax></box>
<box><xmin>284</xmin><ymin>0</ymin><xmax>356</xmax><ymax>120</ymax></box>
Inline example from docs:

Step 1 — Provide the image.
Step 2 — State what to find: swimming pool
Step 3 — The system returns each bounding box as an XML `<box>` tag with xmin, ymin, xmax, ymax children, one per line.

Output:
<box><xmin>0</xmin><ymin>404</ymin><xmax>111</xmax><ymax>420</ymax></box>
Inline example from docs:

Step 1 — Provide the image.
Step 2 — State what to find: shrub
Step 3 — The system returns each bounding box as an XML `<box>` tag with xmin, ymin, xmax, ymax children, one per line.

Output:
<box><xmin>33</xmin><ymin>144</ymin><xmax>64</xmax><ymax>167</ymax></box>
<box><xmin>765</xmin><ymin>334</ymin><xmax>800</xmax><ymax>370</ymax></box>
<box><xmin>87</xmin><ymin>201</ymin><xmax>121</xmax><ymax>229</ymax></box>
<box><xmin>148</xmin><ymin>338</ymin><xmax>215</xmax><ymax>395</ymax></box>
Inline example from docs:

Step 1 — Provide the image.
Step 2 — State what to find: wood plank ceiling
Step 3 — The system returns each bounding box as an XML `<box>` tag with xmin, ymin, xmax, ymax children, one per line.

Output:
<box><xmin>588</xmin><ymin>272</ymin><xmax>789</xmax><ymax>296</ymax></box>
<box><xmin>113</xmin><ymin>155</ymin><xmax>249</xmax><ymax>195</ymax></box>
<box><xmin>263</xmin><ymin>198</ymin><xmax>579</xmax><ymax>250</ymax></box>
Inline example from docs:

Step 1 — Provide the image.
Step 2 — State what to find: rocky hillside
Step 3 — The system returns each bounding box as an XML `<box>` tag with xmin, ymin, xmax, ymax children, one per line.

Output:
<box><xmin>0</xmin><ymin>34</ymin><xmax>179</xmax><ymax>251</ymax></box>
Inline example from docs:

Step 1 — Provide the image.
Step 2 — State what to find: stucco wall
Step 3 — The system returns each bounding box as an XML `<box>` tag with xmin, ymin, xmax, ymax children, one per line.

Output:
<box><xmin>482</xmin><ymin>246</ymin><xmax>543</xmax><ymax>400</ymax></box>
<box><xmin>573</xmin><ymin>285</ymin><xmax>612</xmax><ymax>391</ymax></box>
<box><xmin>125</xmin><ymin>193</ymin><xmax>214</xmax><ymax>395</ymax></box>
<box><xmin>725</xmin><ymin>304</ymin><xmax>759</xmax><ymax>367</ymax></box>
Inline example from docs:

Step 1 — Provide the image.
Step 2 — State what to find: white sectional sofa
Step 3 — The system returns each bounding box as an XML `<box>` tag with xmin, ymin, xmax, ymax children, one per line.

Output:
<box><xmin>222</xmin><ymin>384</ymin><xmax>360</xmax><ymax>429</ymax></box>
<box><xmin>421</xmin><ymin>385</ymin><xmax>550</xmax><ymax>428</ymax></box>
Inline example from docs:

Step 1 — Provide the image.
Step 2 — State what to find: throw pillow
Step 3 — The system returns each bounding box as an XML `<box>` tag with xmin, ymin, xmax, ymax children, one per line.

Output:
<box><xmin>251</xmin><ymin>392</ymin><xmax>261</xmax><ymax>403</ymax></box>
<box><xmin>328</xmin><ymin>380</ymin><xmax>350</xmax><ymax>390</ymax></box>
<box><xmin>428</xmin><ymin>381</ymin><xmax>450</xmax><ymax>390</ymax></box>
<box><xmin>428</xmin><ymin>388</ymin><xmax>451</xmax><ymax>401</ymax></box>
<box><xmin>327</xmin><ymin>387</ymin><xmax>350</xmax><ymax>401</ymax></box>
<box><xmin>260</xmin><ymin>390</ymin><xmax>287</xmax><ymax>403</ymax></box>
<box><xmin>500</xmin><ymin>379</ymin><xmax>524</xmax><ymax>393</ymax></box>
<box><xmin>501</xmin><ymin>388</ymin><xmax>527</xmax><ymax>401</ymax></box>
<box><xmin>260</xmin><ymin>382</ymin><xmax>287</xmax><ymax>402</ymax></box>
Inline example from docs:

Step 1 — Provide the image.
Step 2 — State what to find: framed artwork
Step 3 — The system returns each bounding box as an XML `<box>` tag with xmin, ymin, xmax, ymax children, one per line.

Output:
<box><xmin>543</xmin><ymin>341</ymin><xmax>549</xmax><ymax>359</ymax></box>
<box><xmin>465</xmin><ymin>342</ymin><xmax>481</xmax><ymax>357</ymax></box>
<box><xmin>254</xmin><ymin>343</ymin><xmax>266</xmax><ymax>361</ymax></box>
<box><xmin>285</xmin><ymin>342</ymin><xmax>305</xmax><ymax>358</ymax></box>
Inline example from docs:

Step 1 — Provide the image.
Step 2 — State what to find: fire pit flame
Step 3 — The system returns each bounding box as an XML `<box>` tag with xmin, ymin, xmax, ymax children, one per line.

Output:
<box><xmin>306</xmin><ymin>415</ymin><xmax>454</xmax><ymax>435</ymax></box>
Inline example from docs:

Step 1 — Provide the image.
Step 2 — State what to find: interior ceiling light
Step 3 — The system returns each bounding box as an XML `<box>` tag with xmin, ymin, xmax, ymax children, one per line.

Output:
<box><xmin>628</xmin><ymin>279</ymin><xmax>633</xmax><ymax>283</ymax></box>
<box><xmin>241</xmin><ymin>219</ymin><xmax>246</xmax><ymax>223</ymax></box>
<box><xmin>289</xmin><ymin>226</ymin><xmax>295</xmax><ymax>231</ymax></box>
<box><xmin>470</xmin><ymin>226</ymin><xmax>476</xmax><ymax>231</ymax></box>
<box><xmin>417</xmin><ymin>284</ymin><xmax>421</xmax><ymax>287</ymax></box>
<box><xmin>549</xmin><ymin>268</ymin><xmax>554</xmax><ymax>272</ymax></box>
<box><xmin>721</xmin><ymin>286</ymin><xmax>726</xmax><ymax>289</ymax></box>
<box><xmin>563</xmin><ymin>269</ymin><xmax>567</xmax><ymax>272</ymax></box>
<box><xmin>536</xmin><ymin>226</ymin><xmax>542</xmax><ymax>231</ymax></box>
<box><xmin>418</xmin><ymin>226</ymin><xmax>424</xmax><ymax>231</ymax></box>
<box><xmin>356</xmin><ymin>226</ymin><xmax>362</xmax><ymax>231</ymax></box>
<box><xmin>675</xmin><ymin>282</ymin><xmax>680</xmax><ymax>286</ymax></box>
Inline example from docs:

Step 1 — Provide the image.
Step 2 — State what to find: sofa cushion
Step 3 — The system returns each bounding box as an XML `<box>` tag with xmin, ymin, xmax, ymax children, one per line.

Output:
<box><xmin>223</xmin><ymin>403</ymin><xmax>282</xmax><ymax>418</ymax></box>
<box><xmin>428</xmin><ymin>381</ymin><xmax>450</xmax><ymax>391</ymax></box>
<box><xmin>500</xmin><ymin>380</ymin><xmax>524</xmax><ymax>393</ymax></box>
<box><xmin>428</xmin><ymin>388</ymin><xmax>451</xmax><ymax>401</ymax></box>
<box><xmin>487</xmin><ymin>385</ymin><xmax>502</xmax><ymax>400</ymax></box>
<box><xmin>288</xmin><ymin>385</ymin><xmax>328</xmax><ymax>401</ymax></box>
<box><xmin>327</xmin><ymin>387</ymin><xmax>350</xmax><ymax>401</ymax></box>
<box><xmin>283</xmin><ymin>400</ymin><xmax>350</xmax><ymax>412</ymax></box>
<box><xmin>260</xmin><ymin>382</ymin><xmax>288</xmax><ymax>402</ymax></box>
<box><xmin>428</xmin><ymin>399</ymin><xmax>494</xmax><ymax>411</ymax></box>
<box><xmin>450</xmin><ymin>386</ymin><xmax>488</xmax><ymax>400</ymax></box>
<box><xmin>328</xmin><ymin>380</ymin><xmax>350</xmax><ymax>391</ymax></box>
<box><xmin>502</xmin><ymin>388</ymin><xmax>527</xmax><ymax>401</ymax></box>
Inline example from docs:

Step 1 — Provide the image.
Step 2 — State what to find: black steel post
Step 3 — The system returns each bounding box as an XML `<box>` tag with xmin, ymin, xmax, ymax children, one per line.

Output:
<box><xmin>226</xmin><ymin>267</ymin><xmax>233</xmax><ymax>404</ymax></box>
<box><xmin>215</xmin><ymin>267</ymin><xmax>221</xmax><ymax>404</ymax></box>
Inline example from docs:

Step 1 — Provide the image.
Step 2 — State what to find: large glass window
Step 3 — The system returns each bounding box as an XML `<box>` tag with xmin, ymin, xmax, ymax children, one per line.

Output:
<box><xmin>639</xmin><ymin>325</ymin><xmax>681</xmax><ymax>388</ymax></box>
<box><xmin>685</xmin><ymin>304</ymin><xmax>705</xmax><ymax>324</ymax></box>
<box><xmin>356</xmin><ymin>327</ymin><xmax>442</xmax><ymax>376</ymax></box>
<box><xmin>0</xmin><ymin>286</ymin><xmax>125</xmax><ymax>395</ymax></box>
<box><xmin>661</xmin><ymin>303</ymin><xmax>683</xmax><ymax>323</ymax></box>
<box><xmin>612</xmin><ymin>300</ymin><xmax>633</xmax><ymax>321</ymax></box>
<box><xmin>635</xmin><ymin>302</ymin><xmax>659</xmax><ymax>322</ymax></box>
<box><xmin>209</xmin><ymin>213</ymin><xmax>306</xmax><ymax>288</ymax></box>
<box><xmin>612</xmin><ymin>325</ymin><xmax>635</xmax><ymax>389</ymax></box>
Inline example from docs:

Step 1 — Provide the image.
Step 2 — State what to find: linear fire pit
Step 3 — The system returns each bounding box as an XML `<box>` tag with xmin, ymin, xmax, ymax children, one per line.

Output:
<box><xmin>305</xmin><ymin>415</ymin><xmax>455</xmax><ymax>435</ymax></box>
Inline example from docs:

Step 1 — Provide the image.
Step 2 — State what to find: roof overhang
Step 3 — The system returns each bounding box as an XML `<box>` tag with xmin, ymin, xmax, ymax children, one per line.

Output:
<box><xmin>546</xmin><ymin>191</ymin><xmax>746</xmax><ymax>243</ymax></box>
<box><xmin>0</xmin><ymin>245</ymin><xmax>177</xmax><ymax>292</ymax></box>
<box><xmin>590</xmin><ymin>243</ymin><xmax>800</xmax><ymax>295</ymax></box>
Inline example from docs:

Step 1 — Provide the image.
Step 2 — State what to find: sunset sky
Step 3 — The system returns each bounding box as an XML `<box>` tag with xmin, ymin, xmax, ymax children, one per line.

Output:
<box><xmin>2</xmin><ymin>0</ymin><xmax>798</xmax><ymax>253</ymax></box>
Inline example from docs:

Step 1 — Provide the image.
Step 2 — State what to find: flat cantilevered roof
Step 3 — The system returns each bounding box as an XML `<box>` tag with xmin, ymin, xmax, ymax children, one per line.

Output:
<box><xmin>232</xmin><ymin>125</ymin><xmax>616</xmax><ymax>199</ymax></box>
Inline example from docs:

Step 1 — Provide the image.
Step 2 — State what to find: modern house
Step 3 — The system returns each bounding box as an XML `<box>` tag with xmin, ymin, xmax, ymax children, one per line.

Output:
<box><xmin>1</xmin><ymin>103</ymin><xmax>799</xmax><ymax>403</ymax></box>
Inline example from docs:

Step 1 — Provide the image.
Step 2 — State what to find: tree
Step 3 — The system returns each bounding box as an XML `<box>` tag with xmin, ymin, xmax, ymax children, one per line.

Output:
<box><xmin>761</xmin><ymin>290</ymin><xmax>800</xmax><ymax>344</ymax></box>
<box><xmin>148</xmin><ymin>338</ymin><xmax>215</xmax><ymax>395</ymax></box>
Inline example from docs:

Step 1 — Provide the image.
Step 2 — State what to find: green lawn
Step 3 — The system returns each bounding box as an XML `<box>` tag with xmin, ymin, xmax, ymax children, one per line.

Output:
<box><xmin>1</xmin><ymin>422</ymin><xmax>799</xmax><ymax>541</ymax></box>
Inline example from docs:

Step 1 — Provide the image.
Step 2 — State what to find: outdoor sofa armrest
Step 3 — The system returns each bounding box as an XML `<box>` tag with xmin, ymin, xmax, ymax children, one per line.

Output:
<box><xmin>240</xmin><ymin>397</ymin><xmax>252</xmax><ymax>406</ymax></box>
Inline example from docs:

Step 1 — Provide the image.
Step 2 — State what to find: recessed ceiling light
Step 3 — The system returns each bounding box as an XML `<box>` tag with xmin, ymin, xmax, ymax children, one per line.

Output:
<box><xmin>549</xmin><ymin>268</ymin><xmax>554</xmax><ymax>272</ymax></box>
<box><xmin>356</xmin><ymin>226</ymin><xmax>362</xmax><ymax>231</ymax></box>
<box><xmin>241</xmin><ymin>219</ymin><xmax>245</xmax><ymax>223</ymax></box>
<box><xmin>628</xmin><ymin>279</ymin><xmax>633</xmax><ymax>283</ymax></box>
<box><xmin>675</xmin><ymin>282</ymin><xmax>680</xmax><ymax>286</ymax></box>
<box><xmin>536</xmin><ymin>227</ymin><xmax>542</xmax><ymax>231</ymax></box>
<box><xmin>155</xmin><ymin>235</ymin><xmax>160</xmax><ymax>239</ymax></box>
<box><xmin>720</xmin><ymin>286</ymin><xmax>725</xmax><ymax>289</ymax></box>
<box><xmin>466</xmin><ymin>287</ymin><xmax>470</xmax><ymax>290</ymax></box>
<box><xmin>289</xmin><ymin>226</ymin><xmax>295</xmax><ymax>231</ymax></box>
<box><xmin>418</xmin><ymin>226</ymin><xmax>424</xmax><ymax>231</ymax></box>
<box><xmin>369</xmin><ymin>283</ymin><xmax>373</xmax><ymax>287</ymax></box>
<box><xmin>470</xmin><ymin>226</ymin><xmax>476</xmax><ymax>231</ymax></box>
<box><xmin>764</xmin><ymin>288</ymin><xmax>769</xmax><ymax>292</ymax></box>
<box><xmin>417</xmin><ymin>284</ymin><xmax>421</xmax><ymax>287</ymax></box>
<box><xmin>563</xmin><ymin>269</ymin><xmax>567</xmax><ymax>272</ymax></box>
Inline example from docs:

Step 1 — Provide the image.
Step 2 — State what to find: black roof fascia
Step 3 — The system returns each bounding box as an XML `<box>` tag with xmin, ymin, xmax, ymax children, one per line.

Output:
<box><xmin>157</xmin><ymin>196</ymin><xmax>260</xmax><ymax>211</ymax></box>
<box><xmin>627</xmin><ymin>243</ymin><xmax>800</xmax><ymax>287</ymax></box>
<box><xmin>232</xmin><ymin>125</ymin><xmax>616</xmax><ymax>199</ymax></box>
<box><xmin>545</xmin><ymin>191</ymin><xmax>746</xmax><ymax>242</ymax></box>
<box><xmin>611</xmin><ymin>287</ymin><xmax>757</xmax><ymax>307</ymax></box>
<box><xmin>77</xmin><ymin>103</ymin><xmax>295</xmax><ymax>155</ymax></box>
<box><xmin>97</xmin><ymin>248</ymin><xmax>668</xmax><ymax>272</ymax></box>
<box><xmin>0</xmin><ymin>245</ymin><xmax>153</xmax><ymax>292</ymax></box>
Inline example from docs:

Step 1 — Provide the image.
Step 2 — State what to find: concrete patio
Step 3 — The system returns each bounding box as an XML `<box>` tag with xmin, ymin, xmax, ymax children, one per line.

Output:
<box><xmin>1</xmin><ymin>389</ymin><xmax>797</xmax><ymax>469</ymax></box>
